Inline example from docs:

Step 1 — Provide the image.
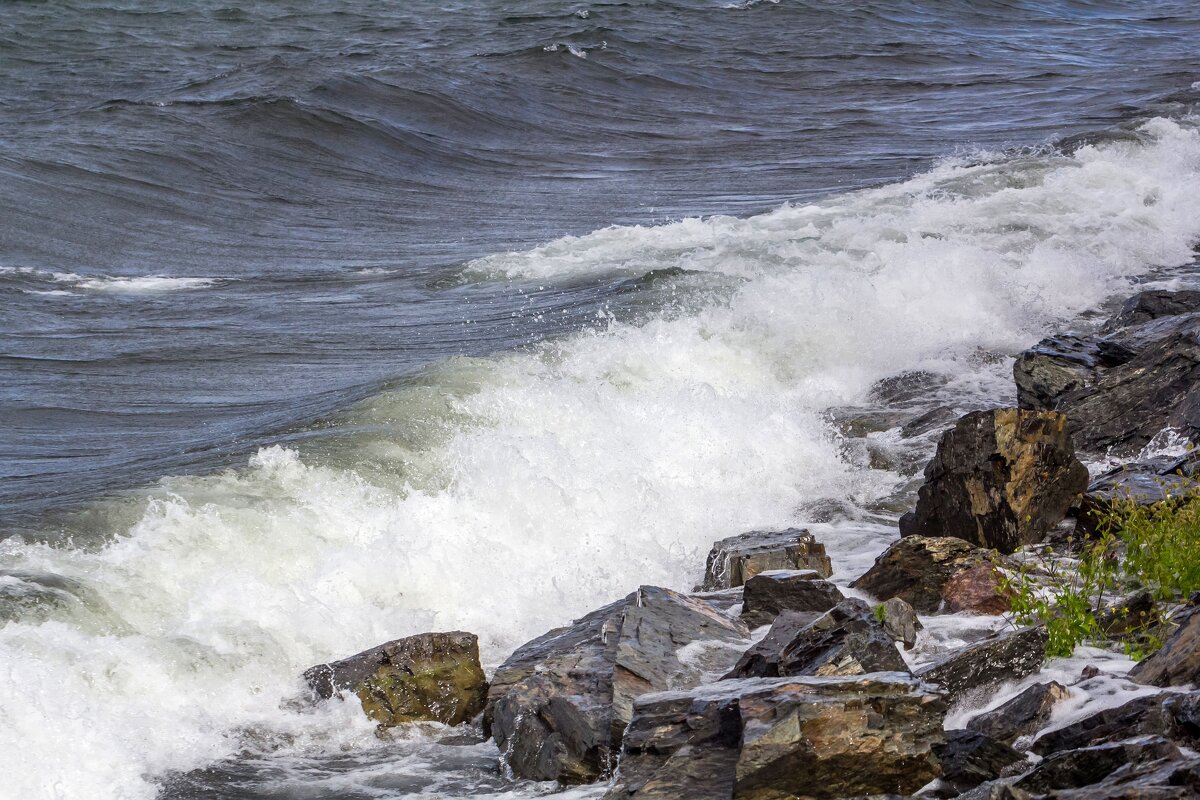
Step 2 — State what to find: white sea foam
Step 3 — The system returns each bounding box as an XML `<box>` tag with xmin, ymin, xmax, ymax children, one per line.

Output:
<box><xmin>75</xmin><ymin>275</ymin><xmax>220</xmax><ymax>292</ymax></box>
<box><xmin>3</xmin><ymin>116</ymin><xmax>1200</xmax><ymax>799</ymax></box>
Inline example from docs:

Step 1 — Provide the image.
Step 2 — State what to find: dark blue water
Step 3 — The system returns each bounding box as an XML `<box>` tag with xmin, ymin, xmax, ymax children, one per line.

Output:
<box><xmin>3</xmin><ymin>0</ymin><xmax>1199</xmax><ymax>523</ymax></box>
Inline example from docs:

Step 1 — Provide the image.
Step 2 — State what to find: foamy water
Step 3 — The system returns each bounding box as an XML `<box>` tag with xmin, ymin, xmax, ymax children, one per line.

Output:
<box><xmin>3</xmin><ymin>116</ymin><xmax>1200</xmax><ymax>799</ymax></box>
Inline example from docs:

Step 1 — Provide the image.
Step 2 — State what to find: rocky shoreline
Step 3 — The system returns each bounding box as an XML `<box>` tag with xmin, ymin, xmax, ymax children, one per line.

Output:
<box><xmin>303</xmin><ymin>287</ymin><xmax>1200</xmax><ymax>799</ymax></box>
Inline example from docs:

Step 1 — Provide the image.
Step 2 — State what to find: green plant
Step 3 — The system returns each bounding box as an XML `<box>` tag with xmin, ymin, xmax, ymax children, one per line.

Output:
<box><xmin>1003</xmin><ymin>476</ymin><xmax>1200</xmax><ymax>659</ymax></box>
<box><xmin>873</xmin><ymin>603</ymin><xmax>887</xmax><ymax>624</ymax></box>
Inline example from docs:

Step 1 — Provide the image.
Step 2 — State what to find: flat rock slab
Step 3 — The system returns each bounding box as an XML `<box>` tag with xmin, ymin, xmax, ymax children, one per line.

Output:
<box><xmin>915</xmin><ymin>627</ymin><xmax>1047</xmax><ymax>707</ymax></box>
<box><xmin>740</xmin><ymin>569</ymin><xmax>843</xmax><ymax>627</ymax></box>
<box><xmin>702</xmin><ymin>528</ymin><xmax>832</xmax><ymax>590</ymax></box>
<box><xmin>485</xmin><ymin>585</ymin><xmax>750</xmax><ymax>784</ymax></box>
<box><xmin>967</xmin><ymin>680</ymin><xmax>1070</xmax><ymax>746</ymax></box>
<box><xmin>303</xmin><ymin>631</ymin><xmax>487</xmax><ymax>728</ymax></box>
<box><xmin>1130</xmin><ymin>606</ymin><xmax>1200</xmax><ymax>687</ymax></box>
<box><xmin>606</xmin><ymin>673</ymin><xmax>945</xmax><ymax>800</ymax></box>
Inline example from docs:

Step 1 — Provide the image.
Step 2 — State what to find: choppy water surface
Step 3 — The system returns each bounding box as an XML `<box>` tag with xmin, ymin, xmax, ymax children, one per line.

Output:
<box><xmin>2</xmin><ymin>2</ymin><xmax>1200</xmax><ymax>799</ymax></box>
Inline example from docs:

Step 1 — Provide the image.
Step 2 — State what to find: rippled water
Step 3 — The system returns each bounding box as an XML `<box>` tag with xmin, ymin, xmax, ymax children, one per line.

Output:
<box><xmin>3</xmin><ymin>2</ymin><xmax>1200</xmax><ymax>799</ymax></box>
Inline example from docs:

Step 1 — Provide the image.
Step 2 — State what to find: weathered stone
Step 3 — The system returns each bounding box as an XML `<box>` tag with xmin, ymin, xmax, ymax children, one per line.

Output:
<box><xmin>726</xmin><ymin>598</ymin><xmax>908</xmax><ymax>680</ymax></box>
<box><xmin>915</xmin><ymin>627</ymin><xmax>1047</xmax><ymax>706</ymax></box>
<box><xmin>1030</xmin><ymin>692</ymin><xmax>1200</xmax><ymax>756</ymax></box>
<box><xmin>1013</xmin><ymin>736</ymin><xmax>1181</xmax><ymax>794</ymax></box>
<box><xmin>1130</xmin><ymin>607</ymin><xmax>1200</xmax><ymax>687</ymax></box>
<box><xmin>943</xmin><ymin>565</ymin><xmax>1015</xmax><ymax>615</ymax></box>
<box><xmin>933</xmin><ymin>730</ymin><xmax>1027</xmax><ymax>796</ymax></box>
<box><xmin>485</xmin><ymin>586</ymin><xmax>750</xmax><ymax>784</ymax></box>
<box><xmin>851</xmin><ymin>536</ymin><xmax>1001</xmax><ymax>614</ymax></box>
<box><xmin>1014</xmin><ymin>335</ymin><xmax>1104</xmax><ymax>412</ymax></box>
<box><xmin>879</xmin><ymin>597</ymin><xmax>923</xmax><ymax>650</ymax></box>
<box><xmin>966</xmin><ymin>681</ymin><xmax>1071</xmax><ymax>746</ymax></box>
<box><xmin>303</xmin><ymin>631</ymin><xmax>487</xmax><ymax>728</ymax></box>
<box><xmin>723</xmin><ymin>610</ymin><xmax>822</xmax><ymax>680</ymax></box>
<box><xmin>899</xmin><ymin>409</ymin><xmax>1088</xmax><ymax>553</ymax></box>
<box><xmin>1042</xmin><ymin>755</ymin><xmax>1200</xmax><ymax>799</ymax></box>
<box><xmin>1077</xmin><ymin>460</ymin><xmax>1196</xmax><ymax>536</ymax></box>
<box><xmin>1104</xmin><ymin>290</ymin><xmax>1200</xmax><ymax>332</ymax></box>
<box><xmin>740</xmin><ymin>570</ymin><xmax>844</xmax><ymax>627</ymax></box>
<box><xmin>605</xmin><ymin>673</ymin><xmax>945</xmax><ymax>800</ymax></box>
<box><xmin>702</xmin><ymin>528</ymin><xmax>832</xmax><ymax>589</ymax></box>
<box><xmin>691</xmin><ymin>587</ymin><xmax>744</xmax><ymax>613</ymax></box>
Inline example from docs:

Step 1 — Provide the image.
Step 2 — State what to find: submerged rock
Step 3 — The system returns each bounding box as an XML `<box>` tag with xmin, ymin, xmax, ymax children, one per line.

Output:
<box><xmin>726</xmin><ymin>598</ymin><xmax>907</xmax><ymax>679</ymax></box>
<box><xmin>1130</xmin><ymin>607</ymin><xmax>1200</xmax><ymax>687</ymax></box>
<box><xmin>879</xmin><ymin>596</ymin><xmax>923</xmax><ymax>650</ymax></box>
<box><xmin>303</xmin><ymin>631</ymin><xmax>488</xmax><ymax>728</ymax></box>
<box><xmin>914</xmin><ymin>627</ymin><xmax>1047</xmax><ymax>706</ymax></box>
<box><xmin>898</xmin><ymin>408</ymin><xmax>1088</xmax><ymax>553</ymax></box>
<box><xmin>701</xmin><ymin>528</ymin><xmax>832</xmax><ymax>590</ymax></box>
<box><xmin>739</xmin><ymin>569</ymin><xmax>844</xmax><ymax>627</ymax></box>
<box><xmin>966</xmin><ymin>680</ymin><xmax>1070</xmax><ymax>746</ymax></box>
<box><xmin>605</xmin><ymin>673</ymin><xmax>945</xmax><ymax>800</ymax></box>
<box><xmin>850</xmin><ymin>535</ymin><xmax>1002</xmax><ymax>614</ymax></box>
<box><xmin>484</xmin><ymin>586</ymin><xmax>749</xmax><ymax>784</ymax></box>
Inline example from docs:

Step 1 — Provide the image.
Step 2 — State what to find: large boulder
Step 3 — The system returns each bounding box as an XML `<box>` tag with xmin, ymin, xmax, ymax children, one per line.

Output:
<box><xmin>1129</xmin><ymin>607</ymin><xmax>1200</xmax><ymax>687</ymax></box>
<box><xmin>966</xmin><ymin>680</ymin><xmax>1071</xmax><ymax>746</ymax></box>
<box><xmin>740</xmin><ymin>570</ymin><xmax>844</xmax><ymax>627</ymax></box>
<box><xmin>484</xmin><ymin>586</ymin><xmax>750</xmax><ymax>784</ymax></box>
<box><xmin>701</xmin><ymin>528</ymin><xmax>832</xmax><ymax>590</ymax></box>
<box><xmin>850</xmin><ymin>535</ymin><xmax>1004</xmax><ymax>614</ymax></box>
<box><xmin>898</xmin><ymin>409</ymin><xmax>1088</xmax><ymax>553</ymax></box>
<box><xmin>725</xmin><ymin>598</ymin><xmax>908</xmax><ymax>679</ymax></box>
<box><xmin>605</xmin><ymin>673</ymin><xmax>945</xmax><ymax>800</ymax></box>
<box><xmin>303</xmin><ymin>631</ymin><xmax>487</xmax><ymax>728</ymax></box>
<box><xmin>915</xmin><ymin>627</ymin><xmax>1047</xmax><ymax>706</ymax></box>
<box><xmin>1013</xmin><ymin>335</ymin><xmax>1106</xmax><ymax>412</ymax></box>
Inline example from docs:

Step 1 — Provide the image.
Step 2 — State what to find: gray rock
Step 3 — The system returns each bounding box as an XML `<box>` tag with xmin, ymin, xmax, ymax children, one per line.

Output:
<box><xmin>851</xmin><ymin>535</ymin><xmax>1003</xmax><ymax>614</ymax></box>
<box><xmin>1030</xmin><ymin>692</ymin><xmax>1200</xmax><ymax>756</ymax></box>
<box><xmin>605</xmin><ymin>673</ymin><xmax>945</xmax><ymax>800</ymax></box>
<box><xmin>915</xmin><ymin>627</ymin><xmax>1047</xmax><ymax>707</ymax></box>
<box><xmin>1039</xmin><ymin>754</ymin><xmax>1200</xmax><ymax>799</ymax></box>
<box><xmin>966</xmin><ymin>681</ymin><xmax>1071</xmax><ymax>746</ymax></box>
<box><xmin>1131</xmin><ymin>607</ymin><xmax>1200</xmax><ymax>687</ymax></box>
<box><xmin>726</xmin><ymin>598</ymin><xmax>908</xmax><ymax>679</ymax></box>
<box><xmin>899</xmin><ymin>409</ymin><xmax>1088</xmax><ymax>553</ymax></box>
<box><xmin>740</xmin><ymin>569</ymin><xmax>844</xmax><ymax>627</ymax></box>
<box><xmin>880</xmin><ymin>596</ymin><xmax>923</xmax><ymax>650</ymax></box>
<box><xmin>484</xmin><ymin>586</ymin><xmax>750</xmax><ymax>784</ymax></box>
<box><xmin>701</xmin><ymin>528</ymin><xmax>832</xmax><ymax>590</ymax></box>
<box><xmin>303</xmin><ymin>631</ymin><xmax>488</xmax><ymax>728</ymax></box>
<box><xmin>1013</xmin><ymin>735</ymin><xmax>1181</xmax><ymax>794</ymax></box>
<box><xmin>1104</xmin><ymin>290</ymin><xmax>1200</xmax><ymax>331</ymax></box>
<box><xmin>932</xmin><ymin>729</ymin><xmax>1027</xmax><ymax>796</ymax></box>
<box><xmin>1013</xmin><ymin>335</ymin><xmax>1104</xmax><ymax>412</ymax></box>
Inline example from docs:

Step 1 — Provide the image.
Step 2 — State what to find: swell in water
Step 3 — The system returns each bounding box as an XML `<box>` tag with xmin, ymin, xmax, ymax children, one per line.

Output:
<box><xmin>4</xmin><ymin>111</ymin><xmax>1200</xmax><ymax>799</ymax></box>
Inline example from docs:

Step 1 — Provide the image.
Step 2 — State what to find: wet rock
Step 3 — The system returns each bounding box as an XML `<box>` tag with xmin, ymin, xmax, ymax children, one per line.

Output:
<box><xmin>1060</xmin><ymin>321</ymin><xmax>1200</xmax><ymax>456</ymax></box>
<box><xmin>1013</xmin><ymin>735</ymin><xmax>1181</xmax><ymax>794</ymax></box>
<box><xmin>1104</xmin><ymin>289</ymin><xmax>1200</xmax><ymax>331</ymax></box>
<box><xmin>1130</xmin><ymin>607</ymin><xmax>1200</xmax><ymax>687</ymax></box>
<box><xmin>1076</xmin><ymin>462</ymin><xmax>1195</xmax><ymax>536</ymax></box>
<box><xmin>851</xmin><ymin>535</ymin><xmax>1002</xmax><ymax>614</ymax></box>
<box><xmin>879</xmin><ymin>596</ymin><xmax>923</xmax><ymax>650</ymax></box>
<box><xmin>933</xmin><ymin>730</ymin><xmax>1027</xmax><ymax>796</ymax></box>
<box><xmin>740</xmin><ymin>570</ymin><xmax>844</xmax><ymax>627</ymax></box>
<box><xmin>899</xmin><ymin>409</ymin><xmax>1088</xmax><ymax>553</ymax></box>
<box><xmin>900</xmin><ymin>406</ymin><xmax>960</xmax><ymax>440</ymax></box>
<box><xmin>691</xmin><ymin>587</ymin><xmax>744</xmax><ymax>614</ymax></box>
<box><xmin>726</xmin><ymin>598</ymin><xmax>908</xmax><ymax>679</ymax></box>
<box><xmin>915</xmin><ymin>627</ymin><xmax>1047</xmax><ymax>706</ymax></box>
<box><xmin>1013</xmin><ymin>335</ymin><xmax>1104</xmax><ymax>412</ymax></box>
<box><xmin>484</xmin><ymin>586</ymin><xmax>750</xmax><ymax>784</ymax></box>
<box><xmin>1042</xmin><ymin>755</ymin><xmax>1200</xmax><ymax>799</ymax></box>
<box><xmin>701</xmin><ymin>528</ymin><xmax>832</xmax><ymax>589</ymax></box>
<box><xmin>966</xmin><ymin>681</ymin><xmax>1071</xmax><ymax>746</ymax></box>
<box><xmin>303</xmin><ymin>631</ymin><xmax>488</xmax><ymax>728</ymax></box>
<box><xmin>605</xmin><ymin>673</ymin><xmax>945</xmax><ymax>800</ymax></box>
<box><xmin>722</xmin><ymin>610</ymin><xmax>822</xmax><ymax>679</ymax></box>
<box><xmin>942</xmin><ymin>565</ymin><xmax>1015</xmax><ymax>615</ymax></box>
<box><xmin>1030</xmin><ymin>692</ymin><xmax>1200</xmax><ymax>756</ymax></box>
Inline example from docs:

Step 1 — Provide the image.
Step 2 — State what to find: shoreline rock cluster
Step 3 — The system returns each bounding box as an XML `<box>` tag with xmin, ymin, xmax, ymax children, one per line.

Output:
<box><xmin>303</xmin><ymin>288</ymin><xmax>1200</xmax><ymax>798</ymax></box>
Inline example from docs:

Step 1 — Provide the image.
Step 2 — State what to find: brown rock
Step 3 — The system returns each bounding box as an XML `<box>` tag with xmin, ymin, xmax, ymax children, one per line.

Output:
<box><xmin>943</xmin><ymin>565</ymin><xmax>1015</xmax><ymax>615</ymax></box>
<box><xmin>851</xmin><ymin>535</ymin><xmax>1001</xmax><ymax>614</ymax></box>
<box><xmin>701</xmin><ymin>528</ymin><xmax>832</xmax><ymax>590</ymax></box>
<box><xmin>303</xmin><ymin>631</ymin><xmax>488</xmax><ymax>728</ymax></box>
<box><xmin>899</xmin><ymin>408</ymin><xmax>1088</xmax><ymax>553</ymax></box>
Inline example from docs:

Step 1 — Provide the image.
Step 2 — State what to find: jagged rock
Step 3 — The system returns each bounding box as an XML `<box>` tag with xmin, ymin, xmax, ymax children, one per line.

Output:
<box><xmin>605</xmin><ymin>673</ymin><xmax>945</xmax><ymax>800</ymax></box>
<box><xmin>932</xmin><ymin>730</ymin><xmax>1027</xmax><ymax>796</ymax></box>
<box><xmin>879</xmin><ymin>596</ymin><xmax>923</xmax><ymax>650</ymax></box>
<box><xmin>726</xmin><ymin>598</ymin><xmax>908</xmax><ymax>679</ymax></box>
<box><xmin>1059</xmin><ymin>321</ymin><xmax>1200</xmax><ymax>456</ymax></box>
<box><xmin>1013</xmin><ymin>335</ymin><xmax>1105</xmax><ymax>412</ymax></box>
<box><xmin>484</xmin><ymin>586</ymin><xmax>750</xmax><ymax>784</ymax></box>
<box><xmin>966</xmin><ymin>681</ymin><xmax>1071</xmax><ymax>745</ymax></box>
<box><xmin>1030</xmin><ymin>692</ymin><xmax>1200</xmax><ymax>756</ymax></box>
<box><xmin>1013</xmin><ymin>735</ymin><xmax>1181</xmax><ymax>794</ymax></box>
<box><xmin>851</xmin><ymin>536</ymin><xmax>1002</xmax><ymax>614</ymax></box>
<box><xmin>1130</xmin><ymin>607</ymin><xmax>1200</xmax><ymax>687</ymax></box>
<box><xmin>1039</xmin><ymin>755</ymin><xmax>1200</xmax><ymax>799</ymax></box>
<box><xmin>915</xmin><ymin>627</ymin><xmax>1047</xmax><ymax>706</ymax></box>
<box><xmin>740</xmin><ymin>570</ymin><xmax>844</xmax><ymax>627</ymax></box>
<box><xmin>898</xmin><ymin>409</ymin><xmax>1088</xmax><ymax>553</ymax></box>
<box><xmin>692</xmin><ymin>587</ymin><xmax>744</xmax><ymax>613</ymax></box>
<box><xmin>702</xmin><ymin>528</ymin><xmax>832</xmax><ymax>589</ymax></box>
<box><xmin>303</xmin><ymin>631</ymin><xmax>488</xmax><ymax>728</ymax></box>
<box><xmin>1099</xmin><ymin>590</ymin><xmax>1159</xmax><ymax>639</ymax></box>
<box><xmin>1104</xmin><ymin>290</ymin><xmax>1200</xmax><ymax>331</ymax></box>
<box><xmin>723</xmin><ymin>610</ymin><xmax>822</xmax><ymax>679</ymax></box>
<box><xmin>942</xmin><ymin>565</ymin><xmax>1015</xmax><ymax>615</ymax></box>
